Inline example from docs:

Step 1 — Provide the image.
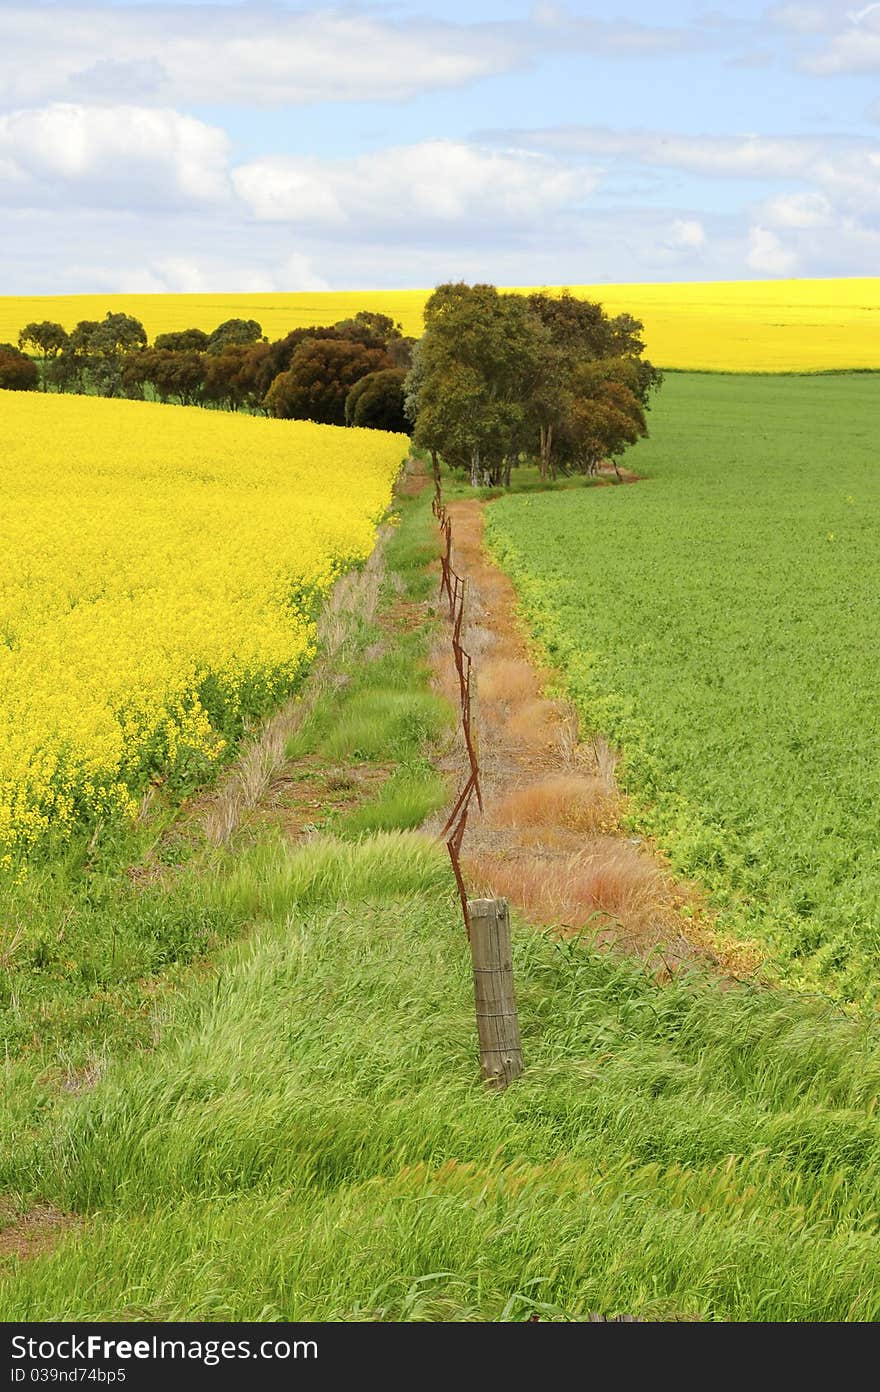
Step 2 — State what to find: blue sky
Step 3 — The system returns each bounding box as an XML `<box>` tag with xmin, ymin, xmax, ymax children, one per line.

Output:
<box><xmin>1</xmin><ymin>0</ymin><xmax>878</xmax><ymax>292</ymax></box>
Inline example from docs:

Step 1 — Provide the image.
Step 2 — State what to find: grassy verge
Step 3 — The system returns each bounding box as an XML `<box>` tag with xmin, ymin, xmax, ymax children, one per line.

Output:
<box><xmin>435</xmin><ymin>459</ymin><xmax>609</xmax><ymax>503</ymax></box>
<box><xmin>5</xmin><ymin>470</ymin><xmax>880</xmax><ymax>1321</ymax></box>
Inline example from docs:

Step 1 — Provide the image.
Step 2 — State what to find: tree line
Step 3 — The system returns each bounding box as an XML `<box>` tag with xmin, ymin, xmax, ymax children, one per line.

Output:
<box><xmin>0</xmin><ymin>310</ymin><xmax>413</xmax><ymax>432</ymax></box>
<box><xmin>1</xmin><ymin>282</ymin><xmax>661</xmax><ymax>483</ymax></box>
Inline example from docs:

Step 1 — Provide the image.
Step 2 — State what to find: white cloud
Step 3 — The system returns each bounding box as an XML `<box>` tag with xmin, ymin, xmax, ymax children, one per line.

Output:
<box><xmin>764</xmin><ymin>190</ymin><xmax>834</xmax><ymax>226</ymax></box>
<box><xmin>770</xmin><ymin>5</ymin><xmax>839</xmax><ymax>34</ymax></box>
<box><xmin>747</xmin><ymin>225</ymin><xmax>800</xmax><ymax>273</ymax></box>
<box><xmin>0</xmin><ymin>6</ymin><xmax>516</xmax><ymax>107</ymax></box>
<box><xmin>146</xmin><ymin>254</ymin><xmax>329</xmax><ymax>295</ymax></box>
<box><xmin>0</xmin><ymin>197</ymin><xmax>751</xmax><ymax>300</ymax></box>
<box><xmin>233</xmin><ymin>141</ymin><xmax>589</xmax><ymax>230</ymax></box>
<box><xmin>510</xmin><ymin>126</ymin><xmax>833</xmax><ymax>178</ymax></box>
<box><xmin>509</xmin><ymin>123</ymin><xmax>880</xmax><ymax>276</ymax></box>
<box><xmin>669</xmin><ymin>218</ymin><xmax>707</xmax><ymax>247</ymax></box>
<box><xmin>771</xmin><ymin>0</ymin><xmax>880</xmax><ymax>71</ymax></box>
<box><xmin>509</xmin><ymin>126</ymin><xmax>880</xmax><ymax>218</ymax></box>
<box><xmin>0</xmin><ymin>103</ymin><xmax>230</xmax><ymax>208</ymax></box>
<box><xmin>0</xmin><ymin>3</ymin><xmax>707</xmax><ymax>110</ymax></box>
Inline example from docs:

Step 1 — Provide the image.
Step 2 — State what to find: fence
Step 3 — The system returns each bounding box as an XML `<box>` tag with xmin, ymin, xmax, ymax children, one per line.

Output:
<box><xmin>432</xmin><ymin>472</ymin><xmax>523</xmax><ymax>1089</ymax></box>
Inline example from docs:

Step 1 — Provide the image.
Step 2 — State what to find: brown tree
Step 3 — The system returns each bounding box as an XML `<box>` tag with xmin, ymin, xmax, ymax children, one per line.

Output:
<box><xmin>0</xmin><ymin>346</ymin><xmax>39</xmax><ymax>390</ymax></box>
<box><xmin>264</xmin><ymin>340</ymin><xmax>391</xmax><ymax>425</ymax></box>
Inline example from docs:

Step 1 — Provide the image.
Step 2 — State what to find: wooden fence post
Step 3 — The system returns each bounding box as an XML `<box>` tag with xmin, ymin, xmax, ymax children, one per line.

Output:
<box><xmin>466</xmin><ymin>897</ymin><xmax>523</xmax><ymax>1088</ymax></box>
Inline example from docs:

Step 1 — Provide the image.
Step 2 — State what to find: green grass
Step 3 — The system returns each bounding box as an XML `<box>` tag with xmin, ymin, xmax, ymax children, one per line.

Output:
<box><xmin>7</xmin><ymin>835</ymin><xmax>880</xmax><ymax>1320</ymax></box>
<box><xmin>337</xmin><ymin>760</ymin><xmax>448</xmax><ymax>835</ymax></box>
<box><xmin>8</xmin><ymin>453</ymin><xmax>880</xmax><ymax>1321</ymax></box>
<box><xmin>485</xmin><ymin>372</ymin><xmax>880</xmax><ymax>1004</ymax></box>
<box><xmin>437</xmin><ymin>459</ymin><xmax>606</xmax><ymax>502</ymax></box>
<box><xmin>319</xmin><ymin>688</ymin><xmax>450</xmax><ymax>763</ymax></box>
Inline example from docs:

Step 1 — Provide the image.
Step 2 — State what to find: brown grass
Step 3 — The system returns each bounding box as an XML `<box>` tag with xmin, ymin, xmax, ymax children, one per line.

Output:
<box><xmin>591</xmin><ymin>735</ymin><xmax>619</xmax><ymax>790</ymax></box>
<box><xmin>477</xmin><ymin>657</ymin><xmax>539</xmax><ymax>706</ymax></box>
<box><xmin>505</xmin><ymin>697</ymin><xmax>566</xmax><ymax>748</ymax></box>
<box><xmin>465</xmin><ymin>840</ymin><xmax>665</xmax><ymax>941</ymax></box>
<box><xmin>0</xmin><ymin>1203</ymin><xmax>76</xmax><ymax>1263</ymax></box>
<box><xmin>489</xmin><ymin>774</ymin><xmax>617</xmax><ymax>834</ymax></box>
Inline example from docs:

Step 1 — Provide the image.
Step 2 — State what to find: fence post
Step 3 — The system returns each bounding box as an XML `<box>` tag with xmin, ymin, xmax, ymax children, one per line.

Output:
<box><xmin>466</xmin><ymin>897</ymin><xmax>523</xmax><ymax>1088</ymax></box>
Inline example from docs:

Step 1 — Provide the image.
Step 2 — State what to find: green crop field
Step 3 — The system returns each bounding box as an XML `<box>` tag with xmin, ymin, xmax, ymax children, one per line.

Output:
<box><xmin>485</xmin><ymin>372</ymin><xmax>880</xmax><ymax>1005</ymax></box>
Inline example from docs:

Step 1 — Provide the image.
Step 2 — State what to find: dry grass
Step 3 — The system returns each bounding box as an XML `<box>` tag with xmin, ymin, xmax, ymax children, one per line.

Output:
<box><xmin>316</xmin><ymin>532</ymin><xmax>387</xmax><ymax>658</ymax></box>
<box><xmin>462</xmin><ymin>623</ymin><xmax>494</xmax><ymax>664</ymax></box>
<box><xmin>477</xmin><ymin>657</ymin><xmax>539</xmax><ymax>706</ymax></box>
<box><xmin>505</xmin><ymin>697</ymin><xmax>567</xmax><ymax>748</ymax></box>
<box><xmin>489</xmin><ymin>774</ymin><xmax>617</xmax><ymax>835</ymax></box>
<box><xmin>0</xmin><ymin>1204</ymin><xmax>76</xmax><ymax>1263</ymax></box>
<box><xmin>591</xmin><ymin>735</ymin><xmax>619</xmax><ymax>791</ymax></box>
<box><xmin>465</xmin><ymin>840</ymin><xmax>665</xmax><ymax>941</ymax></box>
<box><xmin>0</xmin><ymin>925</ymin><xmax>25</xmax><ymax>970</ymax></box>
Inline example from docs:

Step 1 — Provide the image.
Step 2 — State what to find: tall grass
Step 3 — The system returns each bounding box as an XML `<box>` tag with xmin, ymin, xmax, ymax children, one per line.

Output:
<box><xmin>6</xmin><ymin>849</ymin><xmax>880</xmax><ymax>1319</ymax></box>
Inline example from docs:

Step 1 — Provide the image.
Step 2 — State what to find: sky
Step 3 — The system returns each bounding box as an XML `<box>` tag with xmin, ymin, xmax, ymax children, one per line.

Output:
<box><xmin>1</xmin><ymin>0</ymin><xmax>878</xmax><ymax>293</ymax></box>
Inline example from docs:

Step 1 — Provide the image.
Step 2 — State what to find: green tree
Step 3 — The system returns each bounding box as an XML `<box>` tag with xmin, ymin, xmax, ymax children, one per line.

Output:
<box><xmin>408</xmin><ymin>282</ymin><xmax>545</xmax><ymax>486</ymax></box>
<box><xmin>55</xmin><ymin>320</ymin><xmax>100</xmax><ymax>393</ymax></box>
<box><xmin>154</xmin><ymin>328</ymin><xmax>210</xmax><ymax>352</ymax></box>
<box><xmin>345</xmin><ymin>368</ymin><xmax>408</xmax><ymax>432</ymax></box>
<box><xmin>17</xmin><ymin>321</ymin><xmax>69</xmax><ymax>391</ymax></box>
<box><xmin>352</xmin><ymin>310</ymin><xmax>403</xmax><ymax>340</ymax></box>
<box><xmin>89</xmin><ymin>313</ymin><xmax>148</xmax><ymax>397</ymax></box>
<box><xmin>55</xmin><ymin>313</ymin><xmax>147</xmax><ymax>397</ymax></box>
<box><xmin>526</xmin><ymin>290</ymin><xmax>660</xmax><ymax>478</ymax></box>
<box><xmin>206</xmin><ymin>319</ymin><xmax>263</xmax><ymax>355</ymax></box>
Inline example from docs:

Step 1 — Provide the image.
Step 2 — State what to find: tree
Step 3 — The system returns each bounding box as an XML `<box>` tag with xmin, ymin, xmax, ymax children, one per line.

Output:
<box><xmin>253</xmin><ymin>325</ymin><xmax>336</xmax><ymax>397</ymax></box>
<box><xmin>556</xmin><ymin>372</ymin><xmax>647</xmax><ymax>477</ymax></box>
<box><xmin>154</xmin><ymin>328</ymin><xmax>210</xmax><ymax>352</ymax></box>
<box><xmin>408</xmin><ymin>282</ymin><xmax>545</xmax><ymax>486</ymax></box>
<box><xmin>55</xmin><ymin>313</ymin><xmax>147</xmax><ymax>397</ymax></box>
<box><xmin>525</xmin><ymin>290</ymin><xmax>660</xmax><ymax>477</ymax></box>
<box><xmin>206</xmin><ymin>318</ymin><xmax>263</xmax><ymax>355</ymax></box>
<box><xmin>0</xmin><ymin>346</ymin><xmax>39</xmax><ymax>391</ymax></box>
<box><xmin>55</xmin><ymin>319</ymin><xmax>100</xmax><ymax>393</ymax></box>
<box><xmin>122</xmin><ymin>349</ymin><xmax>206</xmax><ymax>406</ymax></box>
<box><xmin>386</xmin><ymin>335</ymin><xmax>416</xmax><ymax>370</ymax></box>
<box><xmin>351</xmin><ymin>310</ymin><xmax>403</xmax><ymax>340</ymax></box>
<box><xmin>264</xmin><ymin>340</ymin><xmax>391</xmax><ymax>425</ymax></box>
<box><xmin>331</xmin><ymin>317</ymin><xmax>390</xmax><ymax>350</ymax></box>
<box><xmin>88</xmin><ymin>313</ymin><xmax>148</xmax><ymax>397</ymax></box>
<box><xmin>202</xmin><ymin>346</ymin><xmax>249</xmax><ymax>411</ymax></box>
<box><xmin>17</xmin><ymin>321</ymin><xmax>69</xmax><ymax>390</ymax></box>
<box><xmin>90</xmin><ymin>312</ymin><xmax>147</xmax><ymax>357</ymax></box>
<box><xmin>345</xmin><ymin>368</ymin><xmax>408</xmax><ymax>432</ymax></box>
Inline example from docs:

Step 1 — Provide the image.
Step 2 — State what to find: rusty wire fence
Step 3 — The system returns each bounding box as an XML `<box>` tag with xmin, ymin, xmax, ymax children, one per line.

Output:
<box><xmin>432</xmin><ymin>476</ymin><xmax>482</xmax><ymax>936</ymax></box>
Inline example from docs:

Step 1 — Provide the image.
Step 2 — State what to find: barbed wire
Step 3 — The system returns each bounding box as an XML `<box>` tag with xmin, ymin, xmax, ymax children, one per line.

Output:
<box><xmin>433</xmin><ymin>474</ymin><xmax>481</xmax><ymax>936</ymax></box>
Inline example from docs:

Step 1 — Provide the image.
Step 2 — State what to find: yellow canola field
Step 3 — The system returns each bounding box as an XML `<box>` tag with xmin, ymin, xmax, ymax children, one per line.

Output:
<box><xmin>0</xmin><ymin>391</ymin><xmax>405</xmax><ymax>864</ymax></box>
<box><xmin>1</xmin><ymin>277</ymin><xmax>878</xmax><ymax>371</ymax></box>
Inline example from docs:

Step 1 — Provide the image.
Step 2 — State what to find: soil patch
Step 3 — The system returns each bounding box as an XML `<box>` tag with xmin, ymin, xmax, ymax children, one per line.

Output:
<box><xmin>0</xmin><ymin>1202</ymin><xmax>76</xmax><ymax>1264</ymax></box>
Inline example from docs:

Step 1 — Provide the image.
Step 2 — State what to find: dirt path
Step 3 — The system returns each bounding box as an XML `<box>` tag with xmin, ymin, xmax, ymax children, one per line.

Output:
<box><xmin>429</xmin><ymin>497</ymin><xmax>760</xmax><ymax>979</ymax></box>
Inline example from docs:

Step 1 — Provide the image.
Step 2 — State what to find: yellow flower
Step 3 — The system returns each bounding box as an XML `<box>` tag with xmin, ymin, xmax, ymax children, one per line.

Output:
<box><xmin>1</xmin><ymin>277</ymin><xmax>876</xmax><ymax>371</ymax></box>
<box><xmin>0</xmin><ymin>391</ymin><xmax>405</xmax><ymax>862</ymax></box>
